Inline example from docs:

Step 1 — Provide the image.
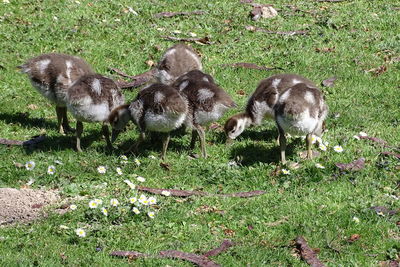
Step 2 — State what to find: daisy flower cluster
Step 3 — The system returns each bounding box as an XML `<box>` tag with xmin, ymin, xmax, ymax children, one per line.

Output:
<box><xmin>24</xmin><ymin>160</ymin><xmax>57</xmax><ymax>175</ymax></box>
<box><xmin>67</xmin><ymin>170</ymin><xmax>168</xmax><ymax>238</ymax></box>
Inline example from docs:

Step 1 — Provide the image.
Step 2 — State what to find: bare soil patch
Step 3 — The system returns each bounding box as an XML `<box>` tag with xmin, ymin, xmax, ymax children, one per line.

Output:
<box><xmin>0</xmin><ymin>188</ymin><xmax>59</xmax><ymax>225</ymax></box>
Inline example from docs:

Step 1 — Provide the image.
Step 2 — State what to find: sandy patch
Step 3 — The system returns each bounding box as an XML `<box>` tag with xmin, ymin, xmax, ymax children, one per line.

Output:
<box><xmin>0</xmin><ymin>188</ymin><xmax>60</xmax><ymax>225</ymax></box>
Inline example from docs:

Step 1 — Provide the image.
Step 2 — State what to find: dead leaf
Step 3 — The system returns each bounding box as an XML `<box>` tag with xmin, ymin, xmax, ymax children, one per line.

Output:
<box><xmin>27</xmin><ymin>104</ymin><xmax>38</xmax><ymax>110</ymax></box>
<box><xmin>223</xmin><ymin>229</ymin><xmax>235</xmax><ymax>237</ymax></box>
<box><xmin>379</xmin><ymin>260</ymin><xmax>400</xmax><ymax>267</ymax></box>
<box><xmin>209</xmin><ymin>122</ymin><xmax>222</xmax><ymax>130</ymax></box>
<box><xmin>295</xmin><ymin>236</ymin><xmax>326</xmax><ymax>267</ymax></box>
<box><xmin>13</xmin><ymin>162</ymin><xmax>24</xmax><ymax>168</ymax></box>
<box><xmin>110</xmin><ymin>251</ymin><xmax>147</xmax><ymax>259</ymax></box>
<box><xmin>265</xmin><ymin>217</ymin><xmax>289</xmax><ymax>227</ymax></box>
<box><xmin>161</xmin><ymin>36</ymin><xmax>212</xmax><ymax>45</ymax></box>
<box><xmin>359</xmin><ymin>135</ymin><xmax>390</xmax><ymax>147</ymax></box>
<box><xmin>366</xmin><ymin>65</ymin><xmax>388</xmax><ymax>76</ymax></box>
<box><xmin>160</xmin><ymin>162</ymin><xmax>171</xmax><ymax>171</ymax></box>
<box><xmin>347</xmin><ymin>234</ymin><xmax>360</xmax><ymax>243</ymax></box>
<box><xmin>153</xmin><ymin>11</ymin><xmax>205</xmax><ymax>18</ymax></box>
<box><xmin>195</xmin><ymin>205</ymin><xmax>225</xmax><ymax>215</ymax></box>
<box><xmin>222</xmin><ymin>62</ymin><xmax>279</xmax><ymax>71</ymax></box>
<box><xmin>335</xmin><ymin>158</ymin><xmax>365</xmax><ymax>171</ymax></box>
<box><xmin>370</xmin><ymin>206</ymin><xmax>398</xmax><ymax>216</ymax></box>
<box><xmin>322</xmin><ymin>77</ymin><xmax>337</xmax><ymax>87</ymax></box>
<box><xmin>146</xmin><ymin>60</ymin><xmax>155</xmax><ymax>67</ymax></box>
<box><xmin>315</xmin><ymin>47</ymin><xmax>335</xmax><ymax>53</ymax></box>
<box><xmin>236</xmin><ymin>89</ymin><xmax>246</xmax><ymax>95</ymax></box>
<box><xmin>203</xmin><ymin>239</ymin><xmax>234</xmax><ymax>257</ymax></box>
<box><xmin>31</xmin><ymin>203</ymin><xmax>44</xmax><ymax>209</ymax></box>
<box><xmin>159</xmin><ymin>250</ymin><xmax>219</xmax><ymax>267</ymax></box>
<box><xmin>381</xmin><ymin>151</ymin><xmax>400</xmax><ymax>159</ymax></box>
<box><xmin>251</xmin><ymin>5</ymin><xmax>278</xmax><ymax>21</ymax></box>
<box><xmin>245</xmin><ymin>25</ymin><xmax>309</xmax><ymax>36</ymax></box>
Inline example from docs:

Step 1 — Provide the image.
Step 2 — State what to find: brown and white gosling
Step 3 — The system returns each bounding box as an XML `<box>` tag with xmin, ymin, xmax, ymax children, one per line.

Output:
<box><xmin>66</xmin><ymin>74</ymin><xmax>125</xmax><ymax>152</ymax></box>
<box><xmin>155</xmin><ymin>43</ymin><xmax>202</xmax><ymax>85</ymax></box>
<box><xmin>224</xmin><ymin>74</ymin><xmax>315</xmax><ymax>142</ymax></box>
<box><xmin>274</xmin><ymin>83</ymin><xmax>328</xmax><ymax>164</ymax></box>
<box><xmin>109</xmin><ymin>83</ymin><xmax>188</xmax><ymax>159</ymax></box>
<box><xmin>173</xmin><ymin>70</ymin><xmax>236</xmax><ymax>158</ymax></box>
<box><xmin>18</xmin><ymin>53</ymin><xmax>94</xmax><ymax>134</ymax></box>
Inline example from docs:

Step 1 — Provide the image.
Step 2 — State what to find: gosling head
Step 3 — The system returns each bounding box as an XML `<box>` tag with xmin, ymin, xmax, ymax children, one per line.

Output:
<box><xmin>224</xmin><ymin>113</ymin><xmax>251</xmax><ymax>143</ymax></box>
<box><xmin>108</xmin><ymin>104</ymin><xmax>131</xmax><ymax>143</ymax></box>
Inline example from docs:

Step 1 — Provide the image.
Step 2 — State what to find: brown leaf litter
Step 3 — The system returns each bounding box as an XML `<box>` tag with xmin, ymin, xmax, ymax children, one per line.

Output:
<box><xmin>335</xmin><ymin>158</ymin><xmax>365</xmax><ymax>171</ymax></box>
<box><xmin>111</xmin><ymin>239</ymin><xmax>235</xmax><ymax>267</ymax></box>
<box><xmin>295</xmin><ymin>236</ymin><xmax>326</xmax><ymax>267</ymax></box>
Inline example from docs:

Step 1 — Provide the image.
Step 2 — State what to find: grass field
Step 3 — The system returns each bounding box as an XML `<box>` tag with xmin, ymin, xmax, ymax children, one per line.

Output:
<box><xmin>0</xmin><ymin>0</ymin><xmax>399</xmax><ymax>266</ymax></box>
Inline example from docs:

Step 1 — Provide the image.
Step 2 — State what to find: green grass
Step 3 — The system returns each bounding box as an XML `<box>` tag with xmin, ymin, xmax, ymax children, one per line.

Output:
<box><xmin>0</xmin><ymin>0</ymin><xmax>399</xmax><ymax>265</ymax></box>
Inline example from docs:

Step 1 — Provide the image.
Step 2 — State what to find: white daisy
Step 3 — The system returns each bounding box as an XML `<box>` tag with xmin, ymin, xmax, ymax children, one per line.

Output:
<box><xmin>25</xmin><ymin>161</ymin><xmax>35</xmax><ymax>170</ymax></box>
<box><xmin>94</xmin><ymin>199</ymin><xmax>103</xmax><ymax>205</ymax></box>
<box><xmin>315</xmin><ymin>163</ymin><xmax>325</xmax><ymax>169</ymax></box>
<box><xmin>129</xmin><ymin>197</ymin><xmax>137</xmax><ymax>204</ymax></box>
<box><xmin>75</xmin><ymin>228</ymin><xmax>86</xmax><ymax>237</ymax></box>
<box><xmin>132</xmin><ymin>207</ymin><xmax>140</xmax><ymax>214</ymax></box>
<box><xmin>69</xmin><ymin>204</ymin><xmax>77</xmax><ymax>210</ymax></box>
<box><xmin>88</xmin><ymin>200</ymin><xmax>98</xmax><ymax>209</ymax></box>
<box><xmin>147</xmin><ymin>211</ymin><xmax>155</xmax><ymax>219</ymax></box>
<box><xmin>97</xmin><ymin>166</ymin><xmax>106</xmax><ymax>174</ymax></box>
<box><xmin>319</xmin><ymin>143</ymin><xmax>327</xmax><ymax>151</ymax></box>
<box><xmin>282</xmin><ymin>169</ymin><xmax>290</xmax><ymax>175</ymax></box>
<box><xmin>352</xmin><ymin>216</ymin><xmax>360</xmax><ymax>223</ymax></box>
<box><xmin>161</xmin><ymin>190</ymin><xmax>171</xmax><ymax>196</ymax></box>
<box><xmin>116</xmin><ymin>167</ymin><xmax>123</xmax><ymax>175</ymax></box>
<box><xmin>134</xmin><ymin>159</ymin><xmax>141</xmax><ymax>166</ymax></box>
<box><xmin>120</xmin><ymin>155</ymin><xmax>128</xmax><ymax>164</ymax></box>
<box><xmin>311</xmin><ymin>135</ymin><xmax>317</xmax><ymax>144</ymax></box>
<box><xmin>136</xmin><ymin>176</ymin><xmax>145</xmax><ymax>183</ymax></box>
<box><xmin>123</xmin><ymin>179</ymin><xmax>136</xmax><ymax>190</ymax></box>
<box><xmin>148</xmin><ymin>197</ymin><xmax>157</xmax><ymax>205</ymax></box>
<box><xmin>26</xmin><ymin>178</ymin><xmax>35</xmax><ymax>186</ymax></box>
<box><xmin>101</xmin><ymin>207</ymin><xmax>108</xmax><ymax>216</ymax></box>
<box><xmin>110</xmin><ymin>198</ymin><xmax>119</xmax><ymax>207</ymax></box>
<box><xmin>333</xmin><ymin>145</ymin><xmax>343</xmax><ymax>153</ymax></box>
<box><xmin>47</xmin><ymin>165</ymin><xmax>56</xmax><ymax>175</ymax></box>
<box><xmin>148</xmin><ymin>155</ymin><xmax>157</xmax><ymax>160</ymax></box>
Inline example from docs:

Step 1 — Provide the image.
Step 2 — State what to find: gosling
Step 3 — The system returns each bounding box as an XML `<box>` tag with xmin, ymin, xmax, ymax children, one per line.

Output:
<box><xmin>224</xmin><ymin>74</ymin><xmax>315</xmax><ymax>142</ymax></box>
<box><xmin>173</xmin><ymin>70</ymin><xmax>236</xmax><ymax>158</ymax></box>
<box><xmin>109</xmin><ymin>83</ymin><xmax>188</xmax><ymax>159</ymax></box>
<box><xmin>18</xmin><ymin>53</ymin><xmax>94</xmax><ymax>134</ymax></box>
<box><xmin>66</xmin><ymin>74</ymin><xmax>125</xmax><ymax>152</ymax></box>
<box><xmin>274</xmin><ymin>83</ymin><xmax>328</xmax><ymax>164</ymax></box>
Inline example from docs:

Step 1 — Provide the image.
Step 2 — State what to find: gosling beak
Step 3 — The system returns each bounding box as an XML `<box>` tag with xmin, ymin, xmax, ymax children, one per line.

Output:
<box><xmin>111</xmin><ymin>129</ymin><xmax>122</xmax><ymax>143</ymax></box>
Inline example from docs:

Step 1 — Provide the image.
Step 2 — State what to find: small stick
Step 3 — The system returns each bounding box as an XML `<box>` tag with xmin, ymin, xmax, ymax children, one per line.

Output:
<box><xmin>0</xmin><ymin>135</ymin><xmax>46</xmax><ymax>146</ymax></box>
<box><xmin>295</xmin><ymin>236</ymin><xmax>326</xmax><ymax>267</ymax></box>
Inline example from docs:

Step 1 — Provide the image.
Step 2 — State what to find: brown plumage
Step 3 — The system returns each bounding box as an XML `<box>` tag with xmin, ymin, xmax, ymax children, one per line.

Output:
<box><xmin>110</xmin><ymin>83</ymin><xmax>188</xmax><ymax>159</ymax></box>
<box><xmin>274</xmin><ymin>83</ymin><xmax>328</xmax><ymax>164</ymax></box>
<box><xmin>155</xmin><ymin>44</ymin><xmax>202</xmax><ymax>85</ymax></box>
<box><xmin>18</xmin><ymin>53</ymin><xmax>94</xmax><ymax>134</ymax></box>
<box><xmin>66</xmin><ymin>74</ymin><xmax>125</xmax><ymax>152</ymax></box>
<box><xmin>224</xmin><ymin>73</ymin><xmax>316</xmax><ymax>141</ymax></box>
<box><xmin>173</xmin><ymin>71</ymin><xmax>236</xmax><ymax>157</ymax></box>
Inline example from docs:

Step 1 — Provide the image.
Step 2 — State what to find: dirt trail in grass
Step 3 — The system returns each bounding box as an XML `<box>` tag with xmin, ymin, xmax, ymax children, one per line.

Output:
<box><xmin>0</xmin><ymin>188</ymin><xmax>59</xmax><ymax>225</ymax></box>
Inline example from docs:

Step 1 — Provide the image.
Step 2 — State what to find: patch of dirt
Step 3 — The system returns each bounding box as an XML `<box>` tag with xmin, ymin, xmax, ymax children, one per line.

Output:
<box><xmin>0</xmin><ymin>188</ymin><xmax>60</xmax><ymax>226</ymax></box>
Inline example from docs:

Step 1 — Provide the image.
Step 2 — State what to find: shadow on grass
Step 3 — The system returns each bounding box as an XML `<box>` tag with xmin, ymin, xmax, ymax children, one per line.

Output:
<box><xmin>0</xmin><ymin>112</ymin><xmax>57</xmax><ymax>130</ymax></box>
<box><xmin>24</xmin><ymin>129</ymin><xmax>105</xmax><ymax>154</ymax></box>
<box><xmin>229</xmin><ymin>138</ymin><xmax>303</xmax><ymax>166</ymax></box>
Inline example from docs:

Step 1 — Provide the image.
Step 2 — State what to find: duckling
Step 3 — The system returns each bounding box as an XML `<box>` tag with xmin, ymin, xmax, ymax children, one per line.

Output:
<box><xmin>224</xmin><ymin>74</ymin><xmax>315</xmax><ymax>142</ymax></box>
<box><xmin>173</xmin><ymin>70</ymin><xmax>236</xmax><ymax>158</ymax></box>
<box><xmin>66</xmin><ymin>74</ymin><xmax>125</xmax><ymax>152</ymax></box>
<box><xmin>274</xmin><ymin>83</ymin><xmax>328</xmax><ymax>164</ymax></box>
<box><xmin>155</xmin><ymin>43</ymin><xmax>202</xmax><ymax>85</ymax></box>
<box><xmin>109</xmin><ymin>83</ymin><xmax>188</xmax><ymax>159</ymax></box>
<box><xmin>18</xmin><ymin>53</ymin><xmax>94</xmax><ymax>134</ymax></box>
